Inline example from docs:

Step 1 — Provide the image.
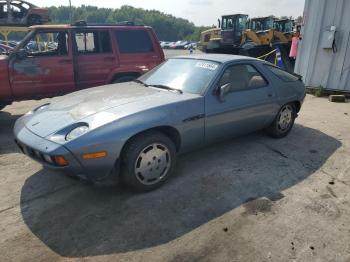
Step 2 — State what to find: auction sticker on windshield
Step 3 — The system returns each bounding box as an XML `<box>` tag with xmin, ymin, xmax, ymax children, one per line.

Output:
<box><xmin>195</xmin><ymin>62</ymin><xmax>218</xmax><ymax>71</ymax></box>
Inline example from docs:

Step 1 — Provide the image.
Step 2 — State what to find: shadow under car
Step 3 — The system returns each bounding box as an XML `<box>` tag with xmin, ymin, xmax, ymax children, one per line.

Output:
<box><xmin>19</xmin><ymin>124</ymin><xmax>341</xmax><ymax>257</ymax></box>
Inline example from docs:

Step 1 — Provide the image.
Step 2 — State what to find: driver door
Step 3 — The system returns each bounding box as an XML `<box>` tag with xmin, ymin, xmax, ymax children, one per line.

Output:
<box><xmin>205</xmin><ymin>63</ymin><xmax>278</xmax><ymax>144</ymax></box>
<box><xmin>10</xmin><ymin>30</ymin><xmax>75</xmax><ymax>100</ymax></box>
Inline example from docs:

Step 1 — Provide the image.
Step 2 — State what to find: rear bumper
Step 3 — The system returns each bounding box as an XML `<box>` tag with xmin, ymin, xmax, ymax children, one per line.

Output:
<box><xmin>13</xmin><ymin>119</ymin><xmax>117</xmax><ymax>182</ymax></box>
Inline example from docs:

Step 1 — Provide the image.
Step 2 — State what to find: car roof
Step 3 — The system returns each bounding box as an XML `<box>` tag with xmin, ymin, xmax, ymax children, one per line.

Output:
<box><xmin>29</xmin><ymin>24</ymin><xmax>150</xmax><ymax>30</ymax></box>
<box><xmin>174</xmin><ymin>54</ymin><xmax>262</xmax><ymax>64</ymax></box>
<box><xmin>0</xmin><ymin>0</ymin><xmax>34</xmax><ymax>5</ymax></box>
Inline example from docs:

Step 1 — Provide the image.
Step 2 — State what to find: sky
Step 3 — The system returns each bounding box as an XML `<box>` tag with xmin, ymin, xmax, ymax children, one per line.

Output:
<box><xmin>31</xmin><ymin>0</ymin><xmax>306</xmax><ymax>26</ymax></box>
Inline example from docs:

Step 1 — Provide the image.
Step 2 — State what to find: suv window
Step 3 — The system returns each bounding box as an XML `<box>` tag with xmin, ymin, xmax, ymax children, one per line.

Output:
<box><xmin>24</xmin><ymin>31</ymin><xmax>69</xmax><ymax>56</ymax></box>
<box><xmin>75</xmin><ymin>31</ymin><xmax>112</xmax><ymax>54</ymax></box>
<box><xmin>115</xmin><ymin>30</ymin><xmax>154</xmax><ymax>53</ymax></box>
<box><xmin>0</xmin><ymin>4</ymin><xmax>4</xmax><ymax>19</ymax></box>
<box><xmin>219</xmin><ymin>64</ymin><xmax>267</xmax><ymax>92</ymax></box>
<box><xmin>265</xmin><ymin>64</ymin><xmax>299</xmax><ymax>82</ymax></box>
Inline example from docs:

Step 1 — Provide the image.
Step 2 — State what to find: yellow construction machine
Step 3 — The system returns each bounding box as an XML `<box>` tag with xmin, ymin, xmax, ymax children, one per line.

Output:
<box><xmin>201</xmin><ymin>14</ymin><xmax>296</xmax><ymax>73</ymax></box>
<box><xmin>274</xmin><ymin>18</ymin><xmax>299</xmax><ymax>42</ymax></box>
<box><xmin>202</xmin><ymin>15</ymin><xmax>294</xmax><ymax>53</ymax></box>
<box><xmin>199</xmin><ymin>27</ymin><xmax>221</xmax><ymax>52</ymax></box>
<box><xmin>240</xmin><ymin>16</ymin><xmax>293</xmax><ymax>48</ymax></box>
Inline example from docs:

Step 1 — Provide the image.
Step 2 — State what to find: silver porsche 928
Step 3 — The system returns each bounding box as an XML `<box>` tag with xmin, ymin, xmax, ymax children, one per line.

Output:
<box><xmin>14</xmin><ymin>54</ymin><xmax>306</xmax><ymax>191</ymax></box>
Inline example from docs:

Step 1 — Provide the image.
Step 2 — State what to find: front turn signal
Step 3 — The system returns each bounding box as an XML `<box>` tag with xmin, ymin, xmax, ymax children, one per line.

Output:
<box><xmin>82</xmin><ymin>151</ymin><xmax>107</xmax><ymax>159</ymax></box>
<box><xmin>54</xmin><ymin>156</ymin><xmax>69</xmax><ymax>166</ymax></box>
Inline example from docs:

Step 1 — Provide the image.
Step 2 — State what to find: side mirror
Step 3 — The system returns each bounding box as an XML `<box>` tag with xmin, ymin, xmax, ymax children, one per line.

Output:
<box><xmin>219</xmin><ymin>83</ymin><xmax>231</xmax><ymax>102</ymax></box>
<box><xmin>16</xmin><ymin>49</ymin><xmax>28</xmax><ymax>60</ymax></box>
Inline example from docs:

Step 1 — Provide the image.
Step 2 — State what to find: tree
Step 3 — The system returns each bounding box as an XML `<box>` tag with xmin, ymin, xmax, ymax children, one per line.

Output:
<box><xmin>48</xmin><ymin>5</ymin><xmax>207</xmax><ymax>41</ymax></box>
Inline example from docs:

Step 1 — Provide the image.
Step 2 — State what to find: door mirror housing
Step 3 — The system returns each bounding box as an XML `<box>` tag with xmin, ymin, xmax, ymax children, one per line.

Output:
<box><xmin>16</xmin><ymin>49</ymin><xmax>28</xmax><ymax>60</ymax></box>
<box><xmin>219</xmin><ymin>83</ymin><xmax>231</xmax><ymax>102</ymax></box>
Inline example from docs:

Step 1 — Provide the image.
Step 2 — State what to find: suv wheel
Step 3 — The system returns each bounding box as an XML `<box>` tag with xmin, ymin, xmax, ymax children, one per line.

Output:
<box><xmin>112</xmin><ymin>75</ymin><xmax>137</xmax><ymax>84</ymax></box>
<box><xmin>122</xmin><ymin>131</ymin><xmax>176</xmax><ymax>192</ymax></box>
<box><xmin>267</xmin><ymin>103</ymin><xmax>296</xmax><ymax>138</ymax></box>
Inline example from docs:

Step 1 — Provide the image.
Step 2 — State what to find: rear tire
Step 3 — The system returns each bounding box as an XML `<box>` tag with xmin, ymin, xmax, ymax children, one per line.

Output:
<box><xmin>112</xmin><ymin>75</ymin><xmax>137</xmax><ymax>84</ymax></box>
<box><xmin>121</xmin><ymin>131</ymin><xmax>176</xmax><ymax>192</ymax></box>
<box><xmin>266</xmin><ymin>103</ymin><xmax>296</xmax><ymax>138</ymax></box>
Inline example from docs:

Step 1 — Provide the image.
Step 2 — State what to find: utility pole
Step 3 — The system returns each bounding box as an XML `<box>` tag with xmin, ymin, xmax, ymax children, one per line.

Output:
<box><xmin>69</xmin><ymin>0</ymin><xmax>73</xmax><ymax>24</ymax></box>
<box><xmin>6</xmin><ymin>0</ymin><xmax>13</xmax><ymax>23</ymax></box>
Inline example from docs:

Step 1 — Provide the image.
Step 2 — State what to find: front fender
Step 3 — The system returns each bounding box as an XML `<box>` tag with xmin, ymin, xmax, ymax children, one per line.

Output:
<box><xmin>64</xmin><ymin>108</ymin><xmax>178</xmax><ymax>180</ymax></box>
<box><xmin>64</xmin><ymin>96</ymin><xmax>205</xmax><ymax>180</ymax></box>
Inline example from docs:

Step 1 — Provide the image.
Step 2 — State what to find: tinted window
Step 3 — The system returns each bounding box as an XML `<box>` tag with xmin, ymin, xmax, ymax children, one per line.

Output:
<box><xmin>100</xmin><ymin>31</ymin><xmax>112</xmax><ymax>53</ymax></box>
<box><xmin>75</xmin><ymin>31</ymin><xmax>112</xmax><ymax>54</ymax></box>
<box><xmin>0</xmin><ymin>5</ymin><xmax>5</xmax><ymax>19</ymax></box>
<box><xmin>265</xmin><ymin>65</ymin><xmax>299</xmax><ymax>82</ymax></box>
<box><xmin>115</xmin><ymin>30</ymin><xmax>154</xmax><ymax>53</ymax></box>
<box><xmin>22</xmin><ymin>3</ymin><xmax>30</xmax><ymax>9</ymax></box>
<box><xmin>219</xmin><ymin>64</ymin><xmax>267</xmax><ymax>92</ymax></box>
<box><xmin>139</xmin><ymin>59</ymin><xmax>220</xmax><ymax>95</ymax></box>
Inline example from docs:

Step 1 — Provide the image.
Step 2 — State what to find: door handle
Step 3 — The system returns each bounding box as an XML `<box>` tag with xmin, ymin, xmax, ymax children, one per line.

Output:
<box><xmin>268</xmin><ymin>93</ymin><xmax>275</xmax><ymax>97</ymax></box>
<box><xmin>58</xmin><ymin>59</ymin><xmax>72</xmax><ymax>64</ymax></box>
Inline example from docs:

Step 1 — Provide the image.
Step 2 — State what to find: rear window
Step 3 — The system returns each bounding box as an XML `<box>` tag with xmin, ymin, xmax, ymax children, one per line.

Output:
<box><xmin>115</xmin><ymin>30</ymin><xmax>154</xmax><ymax>54</ymax></box>
<box><xmin>265</xmin><ymin>64</ymin><xmax>299</xmax><ymax>82</ymax></box>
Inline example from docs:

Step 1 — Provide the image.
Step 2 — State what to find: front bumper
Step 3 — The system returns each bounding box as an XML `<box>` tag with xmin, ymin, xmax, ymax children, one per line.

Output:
<box><xmin>14</xmin><ymin>119</ymin><xmax>117</xmax><ymax>182</ymax></box>
<box><xmin>14</xmin><ymin>122</ymin><xmax>89</xmax><ymax>179</ymax></box>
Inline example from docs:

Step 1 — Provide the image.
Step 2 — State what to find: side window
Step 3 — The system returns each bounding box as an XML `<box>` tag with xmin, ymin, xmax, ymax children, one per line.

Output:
<box><xmin>219</xmin><ymin>64</ymin><xmax>267</xmax><ymax>93</ymax></box>
<box><xmin>0</xmin><ymin>4</ymin><xmax>5</xmax><ymax>19</ymax></box>
<box><xmin>75</xmin><ymin>31</ymin><xmax>112</xmax><ymax>54</ymax></box>
<box><xmin>21</xmin><ymin>3</ymin><xmax>30</xmax><ymax>10</ymax></box>
<box><xmin>265</xmin><ymin>64</ymin><xmax>299</xmax><ymax>82</ymax></box>
<box><xmin>10</xmin><ymin>4</ymin><xmax>23</xmax><ymax>19</ymax></box>
<box><xmin>24</xmin><ymin>31</ymin><xmax>69</xmax><ymax>56</ymax></box>
<box><xmin>100</xmin><ymin>31</ymin><xmax>112</xmax><ymax>53</ymax></box>
<box><xmin>115</xmin><ymin>30</ymin><xmax>154</xmax><ymax>54</ymax></box>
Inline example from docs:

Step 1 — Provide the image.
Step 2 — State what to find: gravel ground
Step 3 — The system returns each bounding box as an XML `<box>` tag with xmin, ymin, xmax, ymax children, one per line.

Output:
<box><xmin>0</xmin><ymin>50</ymin><xmax>350</xmax><ymax>262</ymax></box>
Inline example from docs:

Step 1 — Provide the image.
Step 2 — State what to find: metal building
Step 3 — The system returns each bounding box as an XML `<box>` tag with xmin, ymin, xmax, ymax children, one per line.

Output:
<box><xmin>295</xmin><ymin>0</ymin><xmax>350</xmax><ymax>92</ymax></box>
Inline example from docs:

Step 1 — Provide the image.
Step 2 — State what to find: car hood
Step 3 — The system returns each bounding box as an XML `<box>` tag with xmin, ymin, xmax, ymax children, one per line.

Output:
<box><xmin>23</xmin><ymin>82</ymin><xmax>199</xmax><ymax>138</ymax></box>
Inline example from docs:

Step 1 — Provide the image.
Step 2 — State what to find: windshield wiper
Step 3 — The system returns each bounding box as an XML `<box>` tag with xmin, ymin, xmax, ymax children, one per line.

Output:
<box><xmin>133</xmin><ymin>80</ymin><xmax>183</xmax><ymax>94</ymax></box>
<box><xmin>133</xmin><ymin>79</ymin><xmax>148</xmax><ymax>86</ymax></box>
<box><xmin>148</xmin><ymin>84</ymin><xmax>183</xmax><ymax>94</ymax></box>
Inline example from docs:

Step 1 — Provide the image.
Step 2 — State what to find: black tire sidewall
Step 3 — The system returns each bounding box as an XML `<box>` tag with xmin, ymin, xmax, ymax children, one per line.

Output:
<box><xmin>122</xmin><ymin>131</ymin><xmax>177</xmax><ymax>192</ymax></box>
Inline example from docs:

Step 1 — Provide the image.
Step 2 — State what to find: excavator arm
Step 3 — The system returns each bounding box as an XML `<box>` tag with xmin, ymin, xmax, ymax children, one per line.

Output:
<box><xmin>241</xmin><ymin>29</ymin><xmax>262</xmax><ymax>46</ymax></box>
<box><xmin>273</xmin><ymin>31</ymin><xmax>289</xmax><ymax>43</ymax></box>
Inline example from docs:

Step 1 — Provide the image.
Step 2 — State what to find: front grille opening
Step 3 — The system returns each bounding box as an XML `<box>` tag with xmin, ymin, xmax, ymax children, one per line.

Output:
<box><xmin>15</xmin><ymin>140</ymin><xmax>55</xmax><ymax>165</ymax></box>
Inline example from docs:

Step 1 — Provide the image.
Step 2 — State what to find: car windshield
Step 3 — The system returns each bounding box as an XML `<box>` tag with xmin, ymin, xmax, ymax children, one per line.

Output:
<box><xmin>139</xmin><ymin>58</ymin><xmax>221</xmax><ymax>95</ymax></box>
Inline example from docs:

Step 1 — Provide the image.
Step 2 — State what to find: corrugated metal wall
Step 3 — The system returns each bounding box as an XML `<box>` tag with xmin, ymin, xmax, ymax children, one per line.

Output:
<box><xmin>295</xmin><ymin>0</ymin><xmax>350</xmax><ymax>92</ymax></box>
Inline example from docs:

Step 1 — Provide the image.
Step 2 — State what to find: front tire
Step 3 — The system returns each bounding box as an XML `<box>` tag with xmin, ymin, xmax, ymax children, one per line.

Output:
<box><xmin>121</xmin><ymin>131</ymin><xmax>177</xmax><ymax>192</ymax></box>
<box><xmin>266</xmin><ymin>103</ymin><xmax>296</xmax><ymax>138</ymax></box>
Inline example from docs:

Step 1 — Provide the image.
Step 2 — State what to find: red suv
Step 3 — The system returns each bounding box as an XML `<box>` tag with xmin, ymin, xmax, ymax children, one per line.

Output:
<box><xmin>0</xmin><ymin>22</ymin><xmax>165</xmax><ymax>110</ymax></box>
